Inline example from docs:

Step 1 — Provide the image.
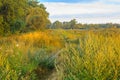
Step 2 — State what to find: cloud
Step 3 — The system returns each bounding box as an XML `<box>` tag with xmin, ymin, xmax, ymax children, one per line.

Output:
<box><xmin>44</xmin><ymin>2</ymin><xmax>120</xmax><ymax>15</ymax></box>
<box><xmin>102</xmin><ymin>0</ymin><xmax>120</xmax><ymax>2</ymax></box>
<box><xmin>40</xmin><ymin>0</ymin><xmax>120</xmax><ymax>3</ymax></box>
<box><xmin>42</xmin><ymin>1</ymin><xmax>120</xmax><ymax>23</ymax></box>
<box><xmin>40</xmin><ymin>0</ymin><xmax>96</xmax><ymax>3</ymax></box>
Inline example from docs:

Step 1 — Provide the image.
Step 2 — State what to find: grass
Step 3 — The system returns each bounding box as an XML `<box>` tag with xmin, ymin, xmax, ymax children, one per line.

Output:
<box><xmin>0</xmin><ymin>28</ymin><xmax>120</xmax><ymax>79</ymax></box>
<box><xmin>56</xmin><ymin>29</ymin><xmax>120</xmax><ymax>80</ymax></box>
<box><xmin>0</xmin><ymin>30</ymin><xmax>63</xmax><ymax>79</ymax></box>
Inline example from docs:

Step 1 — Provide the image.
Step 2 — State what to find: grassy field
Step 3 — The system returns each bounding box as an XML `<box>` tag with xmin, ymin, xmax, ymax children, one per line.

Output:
<box><xmin>0</xmin><ymin>28</ymin><xmax>120</xmax><ymax>80</ymax></box>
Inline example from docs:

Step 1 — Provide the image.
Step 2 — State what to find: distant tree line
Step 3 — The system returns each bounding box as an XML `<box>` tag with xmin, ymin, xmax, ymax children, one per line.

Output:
<box><xmin>48</xmin><ymin>19</ymin><xmax>120</xmax><ymax>29</ymax></box>
<box><xmin>0</xmin><ymin>0</ymin><xmax>50</xmax><ymax>36</ymax></box>
<box><xmin>1</xmin><ymin>0</ymin><xmax>119</xmax><ymax>36</ymax></box>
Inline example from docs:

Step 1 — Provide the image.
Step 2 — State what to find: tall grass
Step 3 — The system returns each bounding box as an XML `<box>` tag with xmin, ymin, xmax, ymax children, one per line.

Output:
<box><xmin>0</xmin><ymin>30</ymin><xmax>63</xmax><ymax>79</ymax></box>
<box><xmin>0</xmin><ymin>29</ymin><xmax>120</xmax><ymax>79</ymax></box>
<box><xmin>57</xmin><ymin>29</ymin><xmax>120</xmax><ymax>80</ymax></box>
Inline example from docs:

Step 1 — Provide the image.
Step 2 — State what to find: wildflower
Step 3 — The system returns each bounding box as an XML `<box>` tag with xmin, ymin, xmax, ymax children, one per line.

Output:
<box><xmin>16</xmin><ymin>44</ymin><xmax>19</xmax><ymax>47</ymax></box>
<box><xmin>0</xmin><ymin>47</ymin><xmax>2</xmax><ymax>50</ymax></box>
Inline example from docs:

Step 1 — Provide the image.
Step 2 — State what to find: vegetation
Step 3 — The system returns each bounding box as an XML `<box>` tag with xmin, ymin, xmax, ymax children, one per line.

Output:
<box><xmin>0</xmin><ymin>0</ymin><xmax>120</xmax><ymax>79</ymax></box>
<box><xmin>0</xmin><ymin>30</ymin><xmax>63</xmax><ymax>79</ymax></box>
<box><xmin>0</xmin><ymin>29</ymin><xmax>120</xmax><ymax>79</ymax></box>
<box><xmin>0</xmin><ymin>0</ymin><xmax>50</xmax><ymax>36</ymax></box>
<box><xmin>49</xmin><ymin>19</ymin><xmax>120</xmax><ymax>29</ymax></box>
<box><xmin>57</xmin><ymin>29</ymin><xmax>120</xmax><ymax>80</ymax></box>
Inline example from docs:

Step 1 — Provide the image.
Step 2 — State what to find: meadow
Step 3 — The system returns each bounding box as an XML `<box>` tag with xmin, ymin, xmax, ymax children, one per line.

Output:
<box><xmin>0</xmin><ymin>28</ymin><xmax>120</xmax><ymax>80</ymax></box>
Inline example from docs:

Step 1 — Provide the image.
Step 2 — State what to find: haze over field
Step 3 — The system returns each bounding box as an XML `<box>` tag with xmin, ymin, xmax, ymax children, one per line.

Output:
<box><xmin>40</xmin><ymin>0</ymin><xmax>120</xmax><ymax>24</ymax></box>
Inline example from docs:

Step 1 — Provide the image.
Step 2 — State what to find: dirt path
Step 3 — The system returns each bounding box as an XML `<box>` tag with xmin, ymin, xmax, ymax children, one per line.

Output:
<box><xmin>45</xmin><ymin>70</ymin><xmax>58</xmax><ymax>80</ymax></box>
<box><xmin>36</xmin><ymin>49</ymin><xmax>63</xmax><ymax>80</ymax></box>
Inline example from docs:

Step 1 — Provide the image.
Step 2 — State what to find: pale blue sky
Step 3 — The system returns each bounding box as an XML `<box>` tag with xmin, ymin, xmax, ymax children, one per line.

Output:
<box><xmin>39</xmin><ymin>0</ymin><xmax>120</xmax><ymax>24</ymax></box>
<box><xmin>40</xmin><ymin>0</ymin><xmax>96</xmax><ymax>3</ymax></box>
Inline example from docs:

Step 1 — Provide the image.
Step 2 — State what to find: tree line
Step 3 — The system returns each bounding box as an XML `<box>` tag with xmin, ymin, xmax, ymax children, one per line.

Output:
<box><xmin>0</xmin><ymin>0</ymin><xmax>120</xmax><ymax>36</ymax></box>
<box><xmin>48</xmin><ymin>19</ymin><xmax>120</xmax><ymax>29</ymax></box>
<box><xmin>0</xmin><ymin>0</ymin><xmax>50</xmax><ymax>36</ymax></box>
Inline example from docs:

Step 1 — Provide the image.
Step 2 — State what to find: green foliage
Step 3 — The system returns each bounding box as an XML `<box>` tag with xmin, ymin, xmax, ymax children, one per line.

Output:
<box><xmin>0</xmin><ymin>16</ymin><xmax>4</xmax><ymax>35</ymax></box>
<box><xmin>0</xmin><ymin>0</ymin><xmax>50</xmax><ymax>36</ymax></box>
<box><xmin>2</xmin><ymin>22</ymin><xmax>10</xmax><ymax>36</ymax></box>
<box><xmin>51</xmin><ymin>20</ymin><xmax>63</xmax><ymax>29</ymax></box>
<box><xmin>49</xmin><ymin>19</ymin><xmax>120</xmax><ymax>29</ymax></box>
<box><xmin>0</xmin><ymin>0</ymin><xmax>27</xmax><ymax>35</ymax></box>
<box><xmin>69</xmin><ymin>19</ymin><xmax>77</xmax><ymax>29</ymax></box>
<box><xmin>0</xmin><ymin>47</ymin><xmax>56</xmax><ymax>80</ymax></box>
<box><xmin>10</xmin><ymin>19</ymin><xmax>26</xmax><ymax>33</ymax></box>
<box><xmin>30</xmin><ymin>49</ymin><xmax>55</xmax><ymax>70</ymax></box>
<box><xmin>26</xmin><ymin>0</ymin><xmax>50</xmax><ymax>31</ymax></box>
<box><xmin>26</xmin><ymin>7</ymin><xmax>50</xmax><ymax>30</ymax></box>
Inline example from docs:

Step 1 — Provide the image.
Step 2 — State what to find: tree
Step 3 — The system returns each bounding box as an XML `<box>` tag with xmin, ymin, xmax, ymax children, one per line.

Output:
<box><xmin>51</xmin><ymin>21</ymin><xmax>62</xmax><ymax>29</ymax></box>
<box><xmin>62</xmin><ymin>22</ymin><xmax>71</xmax><ymax>29</ymax></box>
<box><xmin>26</xmin><ymin>7</ymin><xmax>50</xmax><ymax>30</ymax></box>
<box><xmin>69</xmin><ymin>19</ymin><xmax>77</xmax><ymax>29</ymax></box>
<box><xmin>0</xmin><ymin>0</ymin><xmax>27</xmax><ymax>34</ymax></box>
<box><xmin>26</xmin><ymin>0</ymin><xmax>50</xmax><ymax>30</ymax></box>
<box><xmin>0</xmin><ymin>0</ymin><xmax>50</xmax><ymax>35</ymax></box>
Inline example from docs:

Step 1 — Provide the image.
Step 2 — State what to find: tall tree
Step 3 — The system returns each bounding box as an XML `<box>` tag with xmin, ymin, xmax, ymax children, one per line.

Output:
<box><xmin>0</xmin><ymin>0</ymin><xmax>27</xmax><ymax>34</ymax></box>
<box><xmin>70</xmin><ymin>19</ymin><xmax>77</xmax><ymax>29</ymax></box>
<box><xmin>26</xmin><ymin>0</ymin><xmax>50</xmax><ymax>30</ymax></box>
<box><xmin>0</xmin><ymin>0</ymin><xmax>50</xmax><ymax>35</ymax></box>
<box><xmin>51</xmin><ymin>21</ymin><xmax>62</xmax><ymax>29</ymax></box>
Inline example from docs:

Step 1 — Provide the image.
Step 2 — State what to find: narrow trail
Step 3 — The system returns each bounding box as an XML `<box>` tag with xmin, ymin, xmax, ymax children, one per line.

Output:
<box><xmin>36</xmin><ymin>69</ymin><xmax>58</xmax><ymax>80</ymax></box>
<box><xmin>37</xmin><ymin>49</ymin><xmax>64</xmax><ymax>80</ymax></box>
<box><xmin>45</xmin><ymin>70</ymin><xmax>58</xmax><ymax>80</ymax></box>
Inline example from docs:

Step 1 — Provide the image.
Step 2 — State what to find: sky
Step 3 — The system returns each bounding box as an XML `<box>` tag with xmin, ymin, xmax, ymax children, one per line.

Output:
<box><xmin>39</xmin><ymin>0</ymin><xmax>120</xmax><ymax>24</ymax></box>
